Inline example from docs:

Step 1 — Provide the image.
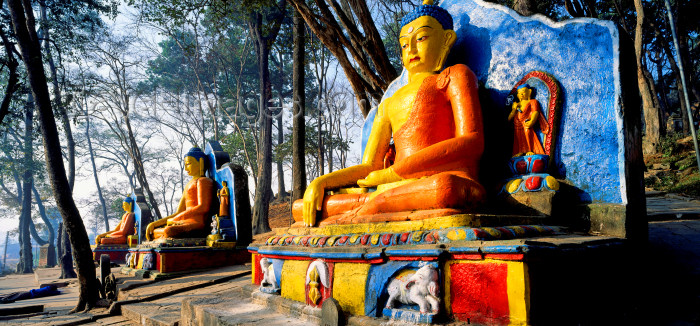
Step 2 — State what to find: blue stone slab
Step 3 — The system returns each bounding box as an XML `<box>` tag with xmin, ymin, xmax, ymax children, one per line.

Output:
<box><xmin>381</xmin><ymin>0</ymin><xmax>633</xmax><ymax>205</ymax></box>
<box><xmin>382</xmin><ymin>308</ymin><xmax>436</xmax><ymax>324</ymax></box>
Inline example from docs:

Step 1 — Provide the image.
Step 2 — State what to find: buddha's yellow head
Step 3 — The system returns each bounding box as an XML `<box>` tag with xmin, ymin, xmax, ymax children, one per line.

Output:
<box><xmin>399</xmin><ymin>0</ymin><xmax>456</xmax><ymax>74</ymax></box>
<box><xmin>123</xmin><ymin>196</ymin><xmax>134</xmax><ymax>213</ymax></box>
<box><xmin>184</xmin><ymin>146</ymin><xmax>207</xmax><ymax>178</ymax></box>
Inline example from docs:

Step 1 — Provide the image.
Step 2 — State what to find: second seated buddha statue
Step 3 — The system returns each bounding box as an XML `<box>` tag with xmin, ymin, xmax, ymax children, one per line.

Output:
<box><xmin>146</xmin><ymin>147</ymin><xmax>215</xmax><ymax>240</ymax></box>
<box><xmin>292</xmin><ymin>0</ymin><xmax>486</xmax><ymax>227</ymax></box>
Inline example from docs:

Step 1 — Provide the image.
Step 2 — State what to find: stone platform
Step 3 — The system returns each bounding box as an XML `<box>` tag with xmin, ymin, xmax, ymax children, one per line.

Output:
<box><xmin>249</xmin><ymin>224</ymin><xmax>630</xmax><ymax>325</ymax></box>
<box><xmin>93</xmin><ymin>244</ymin><xmax>131</xmax><ymax>265</ymax></box>
<box><xmin>122</xmin><ymin>238</ymin><xmax>250</xmax><ymax>278</ymax></box>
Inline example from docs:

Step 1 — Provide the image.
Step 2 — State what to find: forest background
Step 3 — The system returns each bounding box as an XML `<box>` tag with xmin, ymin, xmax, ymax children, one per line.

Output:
<box><xmin>0</xmin><ymin>0</ymin><xmax>698</xmax><ymax>277</ymax></box>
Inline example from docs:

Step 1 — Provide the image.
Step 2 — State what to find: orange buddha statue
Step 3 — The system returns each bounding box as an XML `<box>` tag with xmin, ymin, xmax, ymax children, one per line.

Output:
<box><xmin>146</xmin><ymin>147</ymin><xmax>214</xmax><ymax>240</ymax></box>
<box><xmin>292</xmin><ymin>0</ymin><xmax>485</xmax><ymax>227</ymax></box>
<box><xmin>95</xmin><ymin>196</ymin><xmax>136</xmax><ymax>245</ymax></box>
<box><xmin>508</xmin><ymin>84</ymin><xmax>549</xmax><ymax>157</ymax></box>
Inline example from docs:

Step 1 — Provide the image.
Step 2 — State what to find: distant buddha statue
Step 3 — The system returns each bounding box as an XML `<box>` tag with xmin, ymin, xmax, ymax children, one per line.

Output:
<box><xmin>95</xmin><ymin>196</ymin><xmax>136</xmax><ymax>245</ymax></box>
<box><xmin>508</xmin><ymin>84</ymin><xmax>549</xmax><ymax>156</ymax></box>
<box><xmin>292</xmin><ymin>0</ymin><xmax>485</xmax><ymax>227</ymax></box>
<box><xmin>146</xmin><ymin>147</ymin><xmax>215</xmax><ymax>240</ymax></box>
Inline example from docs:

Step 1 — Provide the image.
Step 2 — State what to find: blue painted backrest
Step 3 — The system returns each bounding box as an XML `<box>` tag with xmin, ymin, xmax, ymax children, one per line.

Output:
<box><xmin>130</xmin><ymin>191</ymin><xmax>141</xmax><ymax>243</ymax></box>
<box><xmin>372</xmin><ymin>0</ymin><xmax>638</xmax><ymax>206</ymax></box>
<box><xmin>204</xmin><ymin>142</ymin><xmax>240</xmax><ymax>241</ymax></box>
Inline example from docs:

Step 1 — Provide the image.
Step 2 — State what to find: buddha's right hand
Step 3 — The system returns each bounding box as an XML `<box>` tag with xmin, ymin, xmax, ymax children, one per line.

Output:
<box><xmin>302</xmin><ymin>180</ymin><xmax>325</xmax><ymax>227</ymax></box>
<box><xmin>145</xmin><ymin>219</ymin><xmax>165</xmax><ymax>241</ymax></box>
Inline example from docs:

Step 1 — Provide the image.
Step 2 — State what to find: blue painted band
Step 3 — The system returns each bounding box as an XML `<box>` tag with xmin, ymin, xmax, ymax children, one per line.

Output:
<box><xmin>384</xmin><ymin>249</ymin><xmax>443</xmax><ymax>257</ymax></box>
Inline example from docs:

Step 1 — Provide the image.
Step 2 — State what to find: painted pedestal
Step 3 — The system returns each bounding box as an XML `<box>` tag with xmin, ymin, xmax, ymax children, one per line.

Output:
<box><xmin>122</xmin><ymin>238</ymin><xmax>250</xmax><ymax>278</ymax></box>
<box><xmin>249</xmin><ymin>218</ymin><xmax>628</xmax><ymax>325</ymax></box>
<box><xmin>93</xmin><ymin>244</ymin><xmax>131</xmax><ymax>265</ymax></box>
<box><xmin>121</xmin><ymin>141</ymin><xmax>253</xmax><ymax>278</ymax></box>
<box><xmin>93</xmin><ymin>189</ymin><xmax>151</xmax><ymax>265</ymax></box>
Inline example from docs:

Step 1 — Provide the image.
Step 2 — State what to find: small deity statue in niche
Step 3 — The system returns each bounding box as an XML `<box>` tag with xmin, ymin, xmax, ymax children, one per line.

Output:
<box><xmin>508</xmin><ymin>84</ymin><xmax>549</xmax><ymax>157</ymax></box>
<box><xmin>218</xmin><ymin>181</ymin><xmax>230</xmax><ymax>218</ymax></box>
<box><xmin>95</xmin><ymin>196</ymin><xmax>136</xmax><ymax>245</ymax></box>
<box><xmin>293</xmin><ymin>0</ymin><xmax>485</xmax><ymax>227</ymax></box>
<box><xmin>259</xmin><ymin>257</ymin><xmax>279</xmax><ymax>293</ymax></box>
<box><xmin>385</xmin><ymin>265</ymin><xmax>440</xmax><ymax>314</ymax></box>
<box><xmin>146</xmin><ymin>147</ymin><xmax>214</xmax><ymax>240</ymax></box>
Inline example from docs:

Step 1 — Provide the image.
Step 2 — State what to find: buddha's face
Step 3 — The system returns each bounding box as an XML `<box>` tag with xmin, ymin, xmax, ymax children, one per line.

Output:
<box><xmin>184</xmin><ymin>156</ymin><xmax>202</xmax><ymax>177</ymax></box>
<box><xmin>400</xmin><ymin>16</ymin><xmax>456</xmax><ymax>74</ymax></box>
<box><xmin>517</xmin><ymin>87</ymin><xmax>532</xmax><ymax>101</ymax></box>
<box><xmin>122</xmin><ymin>201</ymin><xmax>132</xmax><ymax>213</ymax></box>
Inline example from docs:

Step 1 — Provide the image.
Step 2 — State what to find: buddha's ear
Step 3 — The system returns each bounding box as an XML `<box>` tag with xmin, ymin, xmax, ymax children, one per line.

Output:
<box><xmin>435</xmin><ymin>30</ymin><xmax>457</xmax><ymax>71</ymax></box>
<box><xmin>199</xmin><ymin>157</ymin><xmax>205</xmax><ymax>176</ymax></box>
<box><xmin>443</xmin><ymin>30</ymin><xmax>456</xmax><ymax>48</ymax></box>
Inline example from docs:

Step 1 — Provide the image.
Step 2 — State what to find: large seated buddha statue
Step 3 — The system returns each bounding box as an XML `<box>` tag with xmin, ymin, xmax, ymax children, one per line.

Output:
<box><xmin>95</xmin><ymin>196</ymin><xmax>136</xmax><ymax>245</ymax></box>
<box><xmin>292</xmin><ymin>0</ymin><xmax>485</xmax><ymax>227</ymax></box>
<box><xmin>146</xmin><ymin>147</ymin><xmax>215</xmax><ymax>240</ymax></box>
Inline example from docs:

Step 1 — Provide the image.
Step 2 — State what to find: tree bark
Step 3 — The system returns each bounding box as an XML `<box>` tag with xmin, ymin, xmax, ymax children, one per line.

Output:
<box><xmin>124</xmin><ymin>110</ymin><xmax>163</xmax><ymax>220</ymax></box>
<box><xmin>275</xmin><ymin>53</ymin><xmax>286</xmax><ymax>201</ymax></box>
<box><xmin>19</xmin><ymin>94</ymin><xmax>34</xmax><ymax>274</ymax></box>
<box><xmin>57</xmin><ymin>222</ymin><xmax>76</xmax><ymax>279</ymax></box>
<box><xmin>7</xmin><ymin>0</ymin><xmax>97</xmax><ymax>310</ymax></box>
<box><xmin>85</xmin><ymin>101</ymin><xmax>109</xmax><ymax>232</ymax></box>
<box><xmin>633</xmin><ymin>0</ymin><xmax>661</xmax><ymax>154</ymax></box>
<box><xmin>0</xmin><ymin>24</ymin><xmax>19</xmax><ymax>126</ymax></box>
<box><xmin>32</xmin><ymin>183</ymin><xmax>56</xmax><ymax>267</ymax></box>
<box><xmin>288</xmin><ymin>0</ymin><xmax>396</xmax><ymax>117</ymax></box>
<box><xmin>292</xmin><ymin>9</ymin><xmax>307</xmax><ymax>202</ymax></box>
<box><xmin>2</xmin><ymin>231</ymin><xmax>9</xmax><ymax>272</ymax></box>
<box><xmin>251</xmin><ymin>13</ymin><xmax>274</xmax><ymax>235</ymax></box>
<box><xmin>250</xmin><ymin>3</ymin><xmax>286</xmax><ymax>234</ymax></box>
<box><xmin>39</xmin><ymin>0</ymin><xmax>75</xmax><ymax>190</ymax></box>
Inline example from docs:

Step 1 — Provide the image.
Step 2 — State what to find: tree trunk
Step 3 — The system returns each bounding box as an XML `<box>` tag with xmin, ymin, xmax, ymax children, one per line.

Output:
<box><xmin>633</xmin><ymin>0</ymin><xmax>661</xmax><ymax>154</ymax></box>
<box><xmin>318</xmin><ymin>105</ymin><xmax>324</xmax><ymax>176</ymax></box>
<box><xmin>292</xmin><ymin>9</ymin><xmax>307</xmax><ymax>202</ymax></box>
<box><xmin>2</xmin><ymin>231</ymin><xmax>8</xmax><ymax>272</ymax></box>
<box><xmin>0</xmin><ymin>24</ymin><xmax>19</xmax><ymax>126</ymax></box>
<box><xmin>251</xmin><ymin>13</ymin><xmax>274</xmax><ymax>235</ymax></box>
<box><xmin>287</xmin><ymin>0</ymin><xmax>395</xmax><ymax>117</ymax></box>
<box><xmin>124</xmin><ymin>111</ymin><xmax>163</xmax><ymax>220</ymax></box>
<box><xmin>19</xmin><ymin>95</ymin><xmax>34</xmax><ymax>274</ymax></box>
<box><xmin>85</xmin><ymin>102</ymin><xmax>109</xmax><ymax>232</ymax></box>
<box><xmin>38</xmin><ymin>1</ymin><xmax>75</xmax><ymax>190</ymax></box>
<box><xmin>7</xmin><ymin>0</ymin><xmax>97</xmax><ymax>310</ymax></box>
<box><xmin>57</xmin><ymin>222</ymin><xmax>76</xmax><ymax>279</ymax></box>
<box><xmin>32</xmin><ymin>184</ymin><xmax>56</xmax><ymax>266</ymax></box>
<box><xmin>276</xmin><ymin>55</ymin><xmax>286</xmax><ymax>201</ymax></box>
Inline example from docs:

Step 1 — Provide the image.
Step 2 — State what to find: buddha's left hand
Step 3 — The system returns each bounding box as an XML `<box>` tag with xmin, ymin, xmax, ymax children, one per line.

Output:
<box><xmin>357</xmin><ymin>167</ymin><xmax>403</xmax><ymax>188</ymax></box>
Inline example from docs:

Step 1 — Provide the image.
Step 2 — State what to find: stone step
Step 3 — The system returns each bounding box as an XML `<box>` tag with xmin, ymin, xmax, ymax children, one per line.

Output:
<box><xmin>119</xmin><ymin>274</ymin><xmax>251</xmax><ymax>326</ymax></box>
<box><xmin>180</xmin><ymin>284</ymin><xmax>317</xmax><ymax>326</ymax></box>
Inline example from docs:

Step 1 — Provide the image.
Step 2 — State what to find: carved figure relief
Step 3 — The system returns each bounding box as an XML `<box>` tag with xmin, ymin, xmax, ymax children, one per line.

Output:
<box><xmin>259</xmin><ymin>258</ymin><xmax>279</xmax><ymax>293</ymax></box>
<box><xmin>305</xmin><ymin>260</ymin><xmax>330</xmax><ymax>305</ymax></box>
<box><xmin>385</xmin><ymin>265</ymin><xmax>440</xmax><ymax>314</ymax></box>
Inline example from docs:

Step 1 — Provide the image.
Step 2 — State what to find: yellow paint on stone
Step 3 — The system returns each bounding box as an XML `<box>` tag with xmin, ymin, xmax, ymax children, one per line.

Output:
<box><xmin>446</xmin><ymin>229</ymin><xmax>466</xmax><ymax>241</ymax></box>
<box><xmin>332</xmin><ymin>263</ymin><xmax>370</xmax><ymax>316</ymax></box>
<box><xmin>281</xmin><ymin>260</ymin><xmax>309</xmax><ymax>303</ymax></box>
<box><xmin>507</xmin><ymin>261</ymin><xmax>529</xmax><ymax>326</ymax></box>
<box><xmin>251</xmin><ymin>253</ymin><xmax>257</xmax><ymax>284</ymax></box>
<box><xmin>370</xmin><ymin>234</ymin><xmax>380</xmax><ymax>245</ymax></box>
<box><xmin>272</xmin><ymin>214</ymin><xmax>543</xmax><ymax>237</ymax></box>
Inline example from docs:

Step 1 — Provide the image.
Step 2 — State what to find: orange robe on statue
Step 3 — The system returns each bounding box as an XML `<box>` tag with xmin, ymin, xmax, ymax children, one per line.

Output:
<box><xmin>153</xmin><ymin>177</ymin><xmax>214</xmax><ymax>239</ymax></box>
<box><xmin>99</xmin><ymin>212</ymin><xmax>135</xmax><ymax>245</ymax></box>
<box><xmin>292</xmin><ymin>64</ymin><xmax>485</xmax><ymax>225</ymax></box>
<box><xmin>512</xmin><ymin>99</ymin><xmax>549</xmax><ymax>156</ymax></box>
